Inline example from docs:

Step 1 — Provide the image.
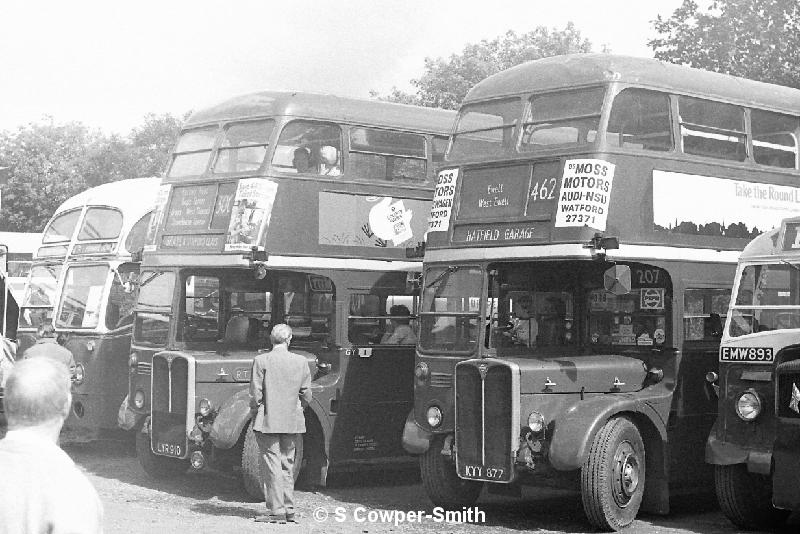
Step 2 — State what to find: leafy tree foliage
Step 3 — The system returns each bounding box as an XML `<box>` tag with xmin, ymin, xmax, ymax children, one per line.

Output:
<box><xmin>373</xmin><ymin>23</ymin><xmax>593</xmax><ymax>109</ymax></box>
<box><xmin>0</xmin><ymin>113</ymin><xmax>182</xmax><ymax>231</ymax></box>
<box><xmin>649</xmin><ymin>0</ymin><xmax>800</xmax><ymax>88</ymax></box>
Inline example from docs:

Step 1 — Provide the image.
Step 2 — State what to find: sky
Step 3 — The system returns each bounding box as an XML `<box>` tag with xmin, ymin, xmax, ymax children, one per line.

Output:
<box><xmin>0</xmin><ymin>0</ymin><xmax>686</xmax><ymax>135</ymax></box>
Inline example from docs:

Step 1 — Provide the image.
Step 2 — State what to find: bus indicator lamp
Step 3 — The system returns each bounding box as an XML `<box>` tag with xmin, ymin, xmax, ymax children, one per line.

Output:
<box><xmin>426</xmin><ymin>405</ymin><xmax>442</xmax><ymax>428</ymax></box>
<box><xmin>86</xmin><ymin>340</ymin><xmax>95</xmax><ymax>352</ymax></box>
<box><xmin>128</xmin><ymin>352</ymin><xmax>138</xmax><ymax>371</ymax></box>
<box><xmin>254</xmin><ymin>263</ymin><xmax>268</xmax><ymax>280</ymax></box>
<box><xmin>73</xmin><ymin>363</ymin><xmax>85</xmax><ymax>386</ymax></box>
<box><xmin>735</xmin><ymin>390</ymin><xmax>762</xmax><ymax>421</ymax></box>
<box><xmin>133</xmin><ymin>389</ymin><xmax>146</xmax><ymax>410</ymax></box>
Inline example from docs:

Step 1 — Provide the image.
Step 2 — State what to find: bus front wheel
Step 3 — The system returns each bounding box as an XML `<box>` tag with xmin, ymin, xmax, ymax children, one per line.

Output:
<box><xmin>715</xmin><ymin>464</ymin><xmax>789</xmax><ymax>530</ymax></box>
<box><xmin>420</xmin><ymin>435</ymin><xmax>482</xmax><ymax>507</ymax></box>
<box><xmin>135</xmin><ymin>430</ymin><xmax>189</xmax><ymax>479</ymax></box>
<box><xmin>241</xmin><ymin>421</ymin><xmax>305</xmax><ymax>500</ymax></box>
<box><xmin>581</xmin><ymin>416</ymin><xmax>645</xmax><ymax>531</ymax></box>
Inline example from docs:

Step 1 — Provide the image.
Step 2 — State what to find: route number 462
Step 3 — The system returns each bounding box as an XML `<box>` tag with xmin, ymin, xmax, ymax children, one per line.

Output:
<box><xmin>530</xmin><ymin>178</ymin><xmax>557</xmax><ymax>202</ymax></box>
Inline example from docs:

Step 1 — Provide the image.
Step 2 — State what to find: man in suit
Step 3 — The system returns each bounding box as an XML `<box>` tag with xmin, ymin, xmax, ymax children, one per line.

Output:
<box><xmin>0</xmin><ymin>358</ymin><xmax>103</xmax><ymax>533</ymax></box>
<box><xmin>249</xmin><ymin>323</ymin><xmax>312</xmax><ymax>524</ymax></box>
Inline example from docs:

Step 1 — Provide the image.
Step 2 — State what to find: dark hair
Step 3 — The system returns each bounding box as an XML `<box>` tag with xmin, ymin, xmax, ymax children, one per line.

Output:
<box><xmin>389</xmin><ymin>304</ymin><xmax>411</xmax><ymax>324</ymax></box>
<box><xmin>37</xmin><ymin>323</ymin><xmax>56</xmax><ymax>338</ymax></box>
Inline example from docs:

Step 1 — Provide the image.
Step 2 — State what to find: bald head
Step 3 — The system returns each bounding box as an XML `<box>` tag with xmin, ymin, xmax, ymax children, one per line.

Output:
<box><xmin>5</xmin><ymin>358</ymin><xmax>71</xmax><ymax>428</ymax></box>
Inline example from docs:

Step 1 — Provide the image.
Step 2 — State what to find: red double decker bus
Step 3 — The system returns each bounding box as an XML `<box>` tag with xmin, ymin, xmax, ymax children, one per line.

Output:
<box><xmin>119</xmin><ymin>92</ymin><xmax>455</xmax><ymax>496</ymax></box>
<box><xmin>405</xmin><ymin>54</ymin><xmax>800</xmax><ymax>530</ymax></box>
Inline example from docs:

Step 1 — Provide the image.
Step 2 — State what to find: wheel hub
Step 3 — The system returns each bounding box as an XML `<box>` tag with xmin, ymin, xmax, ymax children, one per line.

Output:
<box><xmin>612</xmin><ymin>441</ymin><xmax>640</xmax><ymax>507</ymax></box>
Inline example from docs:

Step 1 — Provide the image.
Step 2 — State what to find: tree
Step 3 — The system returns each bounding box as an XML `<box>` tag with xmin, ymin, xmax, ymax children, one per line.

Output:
<box><xmin>649</xmin><ymin>0</ymin><xmax>800</xmax><ymax>88</ymax></box>
<box><xmin>0</xmin><ymin>112</ymin><xmax>183</xmax><ymax>232</ymax></box>
<box><xmin>373</xmin><ymin>23</ymin><xmax>593</xmax><ymax>109</ymax></box>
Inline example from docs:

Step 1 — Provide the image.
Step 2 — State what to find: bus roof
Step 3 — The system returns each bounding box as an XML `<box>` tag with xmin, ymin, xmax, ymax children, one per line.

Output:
<box><xmin>56</xmin><ymin>177</ymin><xmax>160</xmax><ymax>215</ymax></box>
<box><xmin>184</xmin><ymin>91</ymin><xmax>456</xmax><ymax>133</ymax></box>
<box><xmin>740</xmin><ymin>217</ymin><xmax>800</xmax><ymax>260</ymax></box>
<box><xmin>465</xmin><ymin>54</ymin><xmax>800</xmax><ymax>112</ymax></box>
<box><xmin>0</xmin><ymin>232</ymin><xmax>41</xmax><ymax>254</ymax></box>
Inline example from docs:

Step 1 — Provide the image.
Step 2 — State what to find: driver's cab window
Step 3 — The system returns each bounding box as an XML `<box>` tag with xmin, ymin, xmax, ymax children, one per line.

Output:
<box><xmin>183</xmin><ymin>275</ymin><xmax>220</xmax><ymax>342</ymax></box>
<box><xmin>492</xmin><ymin>289</ymin><xmax>575</xmax><ymax>350</ymax></box>
<box><xmin>348</xmin><ymin>291</ymin><xmax>419</xmax><ymax>345</ymax></box>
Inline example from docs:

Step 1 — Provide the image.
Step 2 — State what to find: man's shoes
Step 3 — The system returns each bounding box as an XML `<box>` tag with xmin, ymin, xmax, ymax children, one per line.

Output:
<box><xmin>254</xmin><ymin>514</ymin><xmax>286</xmax><ymax>524</ymax></box>
<box><xmin>286</xmin><ymin>513</ymin><xmax>297</xmax><ymax>523</ymax></box>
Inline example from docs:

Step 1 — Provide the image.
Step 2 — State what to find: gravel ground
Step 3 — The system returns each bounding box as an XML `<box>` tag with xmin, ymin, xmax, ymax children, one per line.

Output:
<box><xmin>63</xmin><ymin>440</ymin><xmax>798</xmax><ymax>534</ymax></box>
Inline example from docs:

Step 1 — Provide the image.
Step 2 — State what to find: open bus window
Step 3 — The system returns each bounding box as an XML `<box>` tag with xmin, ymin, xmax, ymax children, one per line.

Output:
<box><xmin>520</xmin><ymin>87</ymin><xmax>604</xmax><ymax>150</ymax></box>
<box><xmin>607</xmin><ymin>89</ymin><xmax>672</xmax><ymax>152</ymax></box>
<box><xmin>20</xmin><ymin>264</ymin><xmax>62</xmax><ymax>328</ymax></box>
<box><xmin>751</xmin><ymin>110</ymin><xmax>799</xmax><ymax>169</ymax></box>
<box><xmin>224</xmin><ymin>289</ymin><xmax>273</xmax><ymax>347</ymax></box>
<box><xmin>56</xmin><ymin>265</ymin><xmax>109</xmax><ymax>329</ymax></box>
<box><xmin>134</xmin><ymin>271</ymin><xmax>175</xmax><ymax>345</ymax></box>
<box><xmin>271</xmin><ymin>120</ymin><xmax>342</xmax><ymax>176</ymax></box>
<box><xmin>168</xmin><ymin>126</ymin><xmax>217</xmax><ymax>178</ymax></box>
<box><xmin>42</xmin><ymin>209</ymin><xmax>81</xmax><ymax>243</ymax></box>
<box><xmin>279</xmin><ymin>274</ymin><xmax>334</xmax><ymax>343</ymax></box>
<box><xmin>419</xmin><ymin>266</ymin><xmax>482</xmax><ymax>353</ymax></box>
<box><xmin>182</xmin><ymin>275</ymin><xmax>220</xmax><ymax>342</ymax></box>
<box><xmin>213</xmin><ymin>119</ymin><xmax>274</xmax><ymax>174</ymax></box>
<box><xmin>348</xmin><ymin>287</ymin><xmax>419</xmax><ymax>345</ymax></box>
<box><xmin>78</xmin><ymin>207</ymin><xmax>123</xmax><ymax>241</ymax></box>
<box><xmin>348</xmin><ymin>127</ymin><xmax>427</xmax><ymax>182</ymax></box>
<box><xmin>678</xmin><ymin>96</ymin><xmax>746</xmax><ymax>162</ymax></box>
<box><xmin>683</xmin><ymin>288</ymin><xmax>730</xmax><ymax>341</ymax></box>
<box><xmin>729</xmin><ymin>263</ymin><xmax>800</xmax><ymax>336</ymax></box>
<box><xmin>449</xmin><ymin>98</ymin><xmax>520</xmax><ymax>160</ymax></box>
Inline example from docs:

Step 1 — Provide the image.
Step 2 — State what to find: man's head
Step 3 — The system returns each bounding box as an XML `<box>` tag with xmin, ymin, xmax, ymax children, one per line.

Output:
<box><xmin>4</xmin><ymin>358</ymin><xmax>71</xmax><ymax>430</ymax></box>
<box><xmin>270</xmin><ymin>323</ymin><xmax>293</xmax><ymax>345</ymax></box>
<box><xmin>37</xmin><ymin>323</ymin><xmax>56</xmax><ymax>339</ymax></box>
<box><xmin>292</xmin><ymin>147</ymin><xmax>311</xmax><ymax>172</ymax></box>
<box><xmin>389</xmin><ymin>304</ymin><xmax>411</xmax><ymax>325</ymax></box>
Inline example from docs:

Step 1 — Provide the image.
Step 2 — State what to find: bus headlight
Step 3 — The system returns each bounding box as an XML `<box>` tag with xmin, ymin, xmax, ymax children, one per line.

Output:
<box><xmin>735</xmin><ymin>390</ymin><xmax>762</xmax><ymax>421</ymax></box>
<box><xmin>133</xmin><ymin>389</ymin><xmax>146</xmax><ymax>410</ymax></box>
<box><xmin>426</xmin><ymin>405</ymin><xmax>442</xmax><ymax>428</ymax></box>
<box><xmin>414</xmin><ymin>362</ymin><xmax>430</xmax><ymax>383</ymax></box>
<box><xmin>527</xmin><ymin>411</ymin><xmax>545</xmax><ymax>433</ymax></box>
<box><xmin>73</xmin><ymin>363</ymin><xmax>85</xmax><ymax>385</ymax></box>
<box><xmin>199</xmin><ymin>398</ymin><xmax>213</xmax><ymax>417</ymax></box>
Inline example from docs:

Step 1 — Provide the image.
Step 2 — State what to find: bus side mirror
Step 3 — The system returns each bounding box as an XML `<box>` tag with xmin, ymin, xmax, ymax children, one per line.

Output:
<box><xmin>603</xmin><ymin>264</ymin><xmax>631</xmax><ymax>295</ymax></box>
<box><xmin>0</xmin><ymin>244</ymin><xmax>7</xmax><ymax>274</ymax></box>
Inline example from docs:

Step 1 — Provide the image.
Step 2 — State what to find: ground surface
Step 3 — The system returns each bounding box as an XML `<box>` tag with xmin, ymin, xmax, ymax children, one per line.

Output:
<box><xmin>64</xmin><ymin>440</ymin><xmax>799</xmax><ymax>534</ymax></box>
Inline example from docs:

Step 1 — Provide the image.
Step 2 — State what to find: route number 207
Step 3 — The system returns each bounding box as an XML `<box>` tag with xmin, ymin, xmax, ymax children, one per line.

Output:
<box><xmin>636</xmin><ymin>269</ymin><xmax>661</xmax><ymax>285</ymax></box>
<box><xmin>529</xmin><ymin>178</ymin><xmax>557</xmax><ymax>202</ymax></box>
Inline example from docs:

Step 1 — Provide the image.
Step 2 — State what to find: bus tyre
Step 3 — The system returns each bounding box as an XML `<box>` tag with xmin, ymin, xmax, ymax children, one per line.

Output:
<box><xmin>420</xmin><ymin>436</ymin><xmax>482</xmax><ymax>508</ymax></box>
<box><xmin>135</xmin><ymin>430</ymin><xmax>188</xmax><ymax>479</ymax></box>
<box><xmin>241</xmin><ymin>421</ymin><xmax>305</xmax><ymax>500</ymax></box>
<box><xmin>581</xmin><ymin>416</ymin><xmax>645</xmax><ymax>531</ymax></box>
<box><xmin>715</xmin><ymin>464</ymin><xmax>789</xmax><ymax>530</ymax></box>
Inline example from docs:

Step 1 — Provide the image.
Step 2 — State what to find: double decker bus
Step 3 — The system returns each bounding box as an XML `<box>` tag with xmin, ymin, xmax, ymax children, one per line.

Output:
<box><xmin>404</xmin><ymin>54</ymin><xmax>800</xmax><ymax>530</ymax></box>
<box><xmin>709</xmin><ymin>217</ymin><xmax>800</xmax><ymax>529</ymax></box>
<box><xmin>120</xmin><ymin>91</ymin><xmax>455</xmax><ymax>496</ymax></box>
<box><xmin>18</xmin><ymin>177</ymin><xmax>160</xmax><ymax>440</ymax></box>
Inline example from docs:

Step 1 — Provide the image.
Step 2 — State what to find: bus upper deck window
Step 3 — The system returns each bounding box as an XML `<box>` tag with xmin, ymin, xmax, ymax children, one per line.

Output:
<box><xmin>607</xmin><ymin>89</ymin><xmax>672</xmax><ymax>152</ymax></box>
<box><xmin>520</xmin><ymin>87</ymin><xmax>604</xmax><ymax>151</ymax></box>
<box><xmin>168</xmin><ymin>126</ymin><xmax>217</xmax><ymax>178</ymax></box>
<box><xmin>271</xmin><ymin>121</ymin><xmax>342</xmax><ymax>176</ymax></box>
<box><xmin>213</xmin><ymin>119</ymin><xmax>274</xmax><ymax>174</ymax></box>
<box><xmin>43</xmin><ymin>209</ymin><xmax>81</xmax><ymax>243</ymax></box>
<box><xmin>79</xmin><ymin>207</ymin><xmax>123</xmax><ymax>241</ymax></box>
<box><xmin>751</xmin><ymin>110</ymin><xmax>799</xmax><ymax>169</ymax></box>
<box><xmin>349</xmin><ymin>127</ymin><xmax>427</xmax><ymax>182</ymax></box>
<box><xmin>449</xmin><ymin>98</ymin><xmax>521</xmax><ymax>160</ymax></box>
<box><xmin>679</xmin><ymin>97</ymin><xmax>745</xmax><ymax>162</ymax></box>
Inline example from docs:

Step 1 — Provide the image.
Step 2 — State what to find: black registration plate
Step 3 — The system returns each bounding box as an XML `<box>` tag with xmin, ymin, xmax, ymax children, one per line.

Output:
<box><xmin>155</xmin><ymin>441</ymin><xmax>184</xmax><ymax>458</ymax></box>
<box><xmin>458</xmin><ymin>463</ymin><xmax>509</xmax><ymax>482</ymax></box>
<box><xmin>720</xmin><ymin>346</ymin><xmax>774</xmax><ymax>363</ymax></box>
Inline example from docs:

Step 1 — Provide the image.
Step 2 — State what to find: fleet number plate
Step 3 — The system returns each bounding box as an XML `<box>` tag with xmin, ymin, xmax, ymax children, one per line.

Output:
<box><xmin>155</xmin><ymin>442</ymin><xmax>184</xmax><ymax>458</ymax></box>
<box><xmin>720</xmin><ymin>347</ymin><xmax>774</xmax><ymax>363</ymax></box>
